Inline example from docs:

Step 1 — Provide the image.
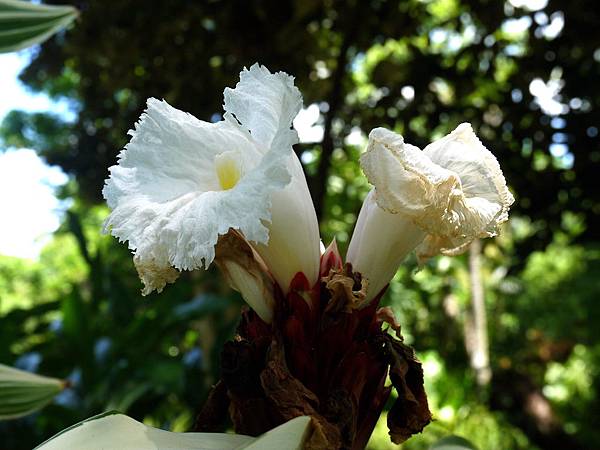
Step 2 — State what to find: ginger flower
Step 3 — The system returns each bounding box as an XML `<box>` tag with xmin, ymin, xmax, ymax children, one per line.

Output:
<box><xmin>347</xmin><ymin>124</ymin><xmax>514</xmax><ymax>300</ymax></box>
<box><xmin>103</xmin><ymin>64</ymin><xmax>320</xmax><ymax>320</ymax></box>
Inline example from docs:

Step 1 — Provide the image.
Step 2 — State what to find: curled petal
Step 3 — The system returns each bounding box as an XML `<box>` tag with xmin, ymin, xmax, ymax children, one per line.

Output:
<box><xmin>420</xmin><ymin>123</ymin><xmax>515</xmax><ymax>257</ymax></box>
<box><xmin>360</xmin><ymin>126</ymin><xmax>513</xmax><ymax>261</ymax></box>
<box><xmin>376</xmin><ymin>306</ymin><xmax>402</xmax><ymax>336</ymax></box>
<box><xmin>360</xmin><ymin>127</ymin><xmax>458</xmax><ymax>221</ymax></box>
<box><xmin>322</xmin><ymin>263</ymin><xmax>369</xmax><ymax>313</ymax></box>
<box><xmin>351</xmin><ymin>125</ymin><xmax>513</xmax><ymax>298</ymax></box>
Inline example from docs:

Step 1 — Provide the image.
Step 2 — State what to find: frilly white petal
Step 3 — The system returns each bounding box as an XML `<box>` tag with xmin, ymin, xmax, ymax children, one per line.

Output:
<box><xmin>104</xmin><ymin>64</ymin><xmax>319</xmax><ymax>298</ymax></box>
<box><xmin>224</xmin><ymin>63</ymin><xmax>302</xmax><ymax>149</ymax></box>
<box><xmin>103</xmin><ymin>98</ymin><xmax>291</xmax><ymax>283</ymax></box>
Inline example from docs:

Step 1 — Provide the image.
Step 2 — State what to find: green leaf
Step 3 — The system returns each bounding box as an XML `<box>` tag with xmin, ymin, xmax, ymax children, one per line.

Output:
<box><xmin>430</xmin><ymin>435</ymin><xmax>479</xmax><ymax>450</ymax></box>
<box><xmin>34</xmin><ymin>412</ymin><xmax>312</xmax><ymax>450</ymax></box>
<box><xmin>0</xmin><ymin>363</ymin><xmax>65</xmax><ymax>419</ymax></box>
<box><xmin>0</xmin><ymin>0</ymin><xmax>78</xmax><ymax>53</ymax></box>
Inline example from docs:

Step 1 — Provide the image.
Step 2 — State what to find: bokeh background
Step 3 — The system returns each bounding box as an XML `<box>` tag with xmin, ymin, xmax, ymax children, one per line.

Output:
<box><xmin>1</xmin><ymin>0</ymin><xmax>599</xmax><ymax>448</ymax></box>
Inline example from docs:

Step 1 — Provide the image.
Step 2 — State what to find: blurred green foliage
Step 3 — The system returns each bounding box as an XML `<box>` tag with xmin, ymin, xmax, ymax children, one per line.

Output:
<box><xmin>0</xmin><ymin>203</ymin><xmax>245</xmax><ymax>448</ymax></box>
<box><xmin>1</xmin><ymin>0</ymin><xmax>599</xmax><ymax>449</ymax></box>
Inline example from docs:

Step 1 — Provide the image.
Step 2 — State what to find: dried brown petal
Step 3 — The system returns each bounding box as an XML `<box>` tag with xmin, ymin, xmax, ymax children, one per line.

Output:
<box><xmin>134</xmin><ymin>255</ymin><xmax>180</xmax><ymax>295</ymax></box>
<box><xmin>322</xmin><ymin>263</ymin><xmax>369</xmax><ymax>313</ymax></box>
<box><xmin>376</xmin><ymin>306</ymin><xmax>402</xmax><ymax>337</ymax></box>
<box><xmin>384</xmin><ymin>334</ymin><xmax>432</xmax><ymax>443</ymax></box>
<box><xmin>221</xmin><ymin>337</ymin><xmax>274</xmax><ymax>436</ymax></box>
<box><xmin>193</xmin><ymin>381</ymin><xmax>229</xmax><ymax>432</ymax></box>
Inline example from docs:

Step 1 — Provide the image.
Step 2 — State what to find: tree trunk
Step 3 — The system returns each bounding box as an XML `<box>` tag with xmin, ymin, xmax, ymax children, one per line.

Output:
<box><xmin>465</xmin><ymin>239</ymin><xmax>491</xmax><ymax>388</ymax></box>
<box><xmin>310</xmin><ymin>1</ymin><xmax>361</xmax><ymax>221</ymax></box>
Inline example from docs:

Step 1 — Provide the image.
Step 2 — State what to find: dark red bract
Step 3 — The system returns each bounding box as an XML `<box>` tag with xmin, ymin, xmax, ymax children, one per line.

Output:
<box><xmin>196</xmin><ymin>246</ymin><xmax>431</xmax><ymax>449</ymax></box>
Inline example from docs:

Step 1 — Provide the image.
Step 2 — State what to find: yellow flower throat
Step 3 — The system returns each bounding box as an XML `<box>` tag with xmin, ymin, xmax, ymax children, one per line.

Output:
<box><xmin>215</xmin><ymin>151</ymin><xmax>242</xmax><ymax>190</ymax></box>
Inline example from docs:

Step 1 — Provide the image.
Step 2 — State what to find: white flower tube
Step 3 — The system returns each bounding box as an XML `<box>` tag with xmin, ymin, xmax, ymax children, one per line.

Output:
<box><xmin>347</xmin><ymin>190</ymin><xmax>427</xmax><ymax>300</ymax></box>
<box><xmin>103</xmin><ymin>64</ymin><xmax>320</xmax><ymax>312</ymax></box>
<box><xmin>222</xmin><ymin>65</ymin><xmax>321</xmax><ymax>291</ymax></box>
<box><xmin>347</xmin><ymin>124</ymin><xmax>514</xmax><ymax>301</ymax></box>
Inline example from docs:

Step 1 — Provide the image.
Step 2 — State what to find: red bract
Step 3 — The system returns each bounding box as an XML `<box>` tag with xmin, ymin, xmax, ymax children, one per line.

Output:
<box><xmin>197</xmin><ymin>245</ymin><xmax>431</xmax><ymax>449</ymax></box>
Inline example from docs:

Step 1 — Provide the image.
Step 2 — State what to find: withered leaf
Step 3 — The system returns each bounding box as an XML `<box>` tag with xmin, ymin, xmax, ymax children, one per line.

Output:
<box><xmin>321</xmin><ymin>388</ymin><xmax>357</xmax><ymax>449</ymax></box>
<box><xmin>220</xmin><ymin>336</ymin><xmax>278</xmax><ymax>436</ymax></box>
<box><xmin>376</xmin><ymin>306</ymin><xmax>402</xmax><ymax>337</ymax></box>
<box><xmin>384</xmin><ymin>334</ymin><xmax>432</xmax><ymax>444</ymax></box>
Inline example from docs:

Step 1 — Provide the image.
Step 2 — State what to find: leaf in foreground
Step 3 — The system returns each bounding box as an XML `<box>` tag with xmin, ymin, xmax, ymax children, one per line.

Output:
<box><xmin>35</xmin><ymin>412</ymin><xmax>312</xmax><ymax>450</ymax></box>
<box><xmin>430</xmin><ymin>435</ymin><xmax>479</xmax><ymax>450</ymax></box>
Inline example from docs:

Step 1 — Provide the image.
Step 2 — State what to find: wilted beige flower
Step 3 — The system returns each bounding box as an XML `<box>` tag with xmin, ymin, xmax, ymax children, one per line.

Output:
<box><xmin>347</xmin><ymin>124</ymin><xmax>514</xmax><ymax>300</ymax></box>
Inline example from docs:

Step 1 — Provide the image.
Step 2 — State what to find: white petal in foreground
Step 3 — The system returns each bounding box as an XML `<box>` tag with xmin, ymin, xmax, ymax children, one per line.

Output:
<box><xmin>243</xmin><ymin>415</ymin><xmax>311</xmax><ymax>450</ymax></box>
<box><xmin>104</xmin><ymin>64</ymin><xmax>320</xmax><ymax>298</ymax></box>
<box><xmin>348</xmin><ymin>125</ymin><xmax>513</xmax><ymax>300</ymax></box>
<box><xmin>35</xmin><ymin>411</ymin><xmax>312</xmax><ymax>450</ymax></box>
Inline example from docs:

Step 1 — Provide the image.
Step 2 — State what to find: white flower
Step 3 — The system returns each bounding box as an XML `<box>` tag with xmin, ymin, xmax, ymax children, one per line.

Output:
<box><xmin>103</xmin><ymin>64</ymin><xmax>320</xmax><ymax>302</ymax></box>
<box><xmin>347</xmin><ymin>124</ymin><xmax>514</xmax><ymax>300</ymax></box>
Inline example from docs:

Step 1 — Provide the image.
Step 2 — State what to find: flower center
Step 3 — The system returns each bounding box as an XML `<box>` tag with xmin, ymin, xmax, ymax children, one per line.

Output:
<box><xmin>215</xmin><ymin>151</ymin><xmax>242</xmax><ymax>190</ymax></box>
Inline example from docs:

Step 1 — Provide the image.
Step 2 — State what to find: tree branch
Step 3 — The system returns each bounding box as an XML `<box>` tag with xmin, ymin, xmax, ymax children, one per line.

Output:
<box><xmin>311</xmin><ymin>6</ymin><xmax>359</xmax><ymax>221</ymax></box>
